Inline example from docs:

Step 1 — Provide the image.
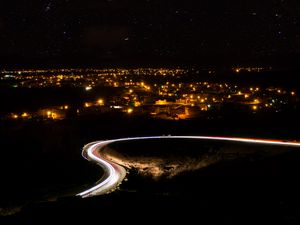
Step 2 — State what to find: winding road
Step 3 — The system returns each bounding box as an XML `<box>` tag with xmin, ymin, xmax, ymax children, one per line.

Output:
<box><xmin>77</xmin><ymin>136</ymin><xmax>300</xmax><ymax>198</ymax></box>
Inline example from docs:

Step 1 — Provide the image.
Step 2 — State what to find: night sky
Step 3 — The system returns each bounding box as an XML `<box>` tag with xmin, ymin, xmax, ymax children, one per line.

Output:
<box><xmin>0</xmin><ymin>0</ymin><xmax>299</xmax><ymax>67</ymax></box>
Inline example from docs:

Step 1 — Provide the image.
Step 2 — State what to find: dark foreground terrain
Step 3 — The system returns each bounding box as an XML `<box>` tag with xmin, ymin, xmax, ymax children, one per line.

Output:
<box><xmin>1</xmin><ymin>110</ymin><xmax>300</xmax><ymax>224</ymax></box>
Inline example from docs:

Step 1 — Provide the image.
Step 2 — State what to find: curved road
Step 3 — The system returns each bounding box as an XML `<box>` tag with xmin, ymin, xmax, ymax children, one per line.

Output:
<box><xmin>77</xmin><ymin>136</ymin><xmax>300</xmax><ymax>198</ymax></box>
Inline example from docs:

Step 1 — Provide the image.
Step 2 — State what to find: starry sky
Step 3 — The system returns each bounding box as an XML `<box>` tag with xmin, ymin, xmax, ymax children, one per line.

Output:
<box><xmin>0</xmin><ymin>0</ymin><xmax>299</xmax><ymax>67</ymax></box>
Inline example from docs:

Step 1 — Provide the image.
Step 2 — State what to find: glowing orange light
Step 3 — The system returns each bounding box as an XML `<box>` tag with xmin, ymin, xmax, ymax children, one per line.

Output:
<box><xmin>85</xmin><ymin>103</ymin><xmax>91</xmax><ymax>108</ymax></box>
<box><xmin>97</xmin><ymin>99</ymin><xmax>104</xmax><ymax>105</ymax></box>
<box><xmin>22</xmin><ymin>112</ymin><xmax>28</xmax><ymax>117</ymax></box>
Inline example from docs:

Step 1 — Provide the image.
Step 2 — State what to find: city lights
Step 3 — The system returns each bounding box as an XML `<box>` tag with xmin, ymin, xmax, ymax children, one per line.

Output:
<box><xmin>85</xmin><ymin>103</ymin><xmax>91</xmax><ymax>108</ymax></box>
<box><xmin>97</xmin><ymin>99</ymin><xmax>104</xmax><ymax>105</ymax></box>
<box><xmin>22</xmin><ymin>112</ymin><xmax>28</xmax><ymax>117</ymax></box>
<box><xmin>85</xmin><ymin>86</ymin><xmax>92</xmax><ymax>91</ymax></box>
<box><xmin>127</xmin><ymin>108</ymin><xmax>133</xmax><ymax>114</ymax></box>
<box><xmin>0</xmin><ymin>68</ymin><xmax>298</xmax><ymax>121</ymax></box>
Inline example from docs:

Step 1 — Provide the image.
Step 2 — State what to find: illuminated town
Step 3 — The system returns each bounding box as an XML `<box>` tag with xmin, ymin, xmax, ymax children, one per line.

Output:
<box><xmin>2</xmin><ymin>0</ymin><xmax>300</xmax><ymax>222</ymax></box>
<box><xmin>1</xmin><ymin>68</ymin><xmax>297</xmax><ymax>121</ymax></box>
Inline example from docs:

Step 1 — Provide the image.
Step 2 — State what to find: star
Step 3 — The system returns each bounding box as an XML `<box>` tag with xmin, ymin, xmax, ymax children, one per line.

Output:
<box><xmin>45</xmin><ymin>2</ymin><xmax>52</xmax><ymax>12</ymax></box>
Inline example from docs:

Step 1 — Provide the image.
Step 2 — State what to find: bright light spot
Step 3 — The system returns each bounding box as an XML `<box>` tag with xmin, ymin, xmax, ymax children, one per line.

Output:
<box><xmin>155</xmin><ymin>100</ymin><xmax>167</xmax><ymax>105</ymax></box>
<box><xmin>129</xmin><ymin>89</ymin><xmax>133</xmax><ymax>93</ymax></box>
<box><xmin>235</xmin><ymin>69</ymin><xmax>240</xmax><ymax>73</ymax></box>
<box><xmin>52</xmin><ymin>113</ymin><xmax>57</xmax><ymax>119</ymax></box>
<box><xmin>22</xmin><ymin>112</ymin><xmax>28</xmax><ymax>117</ymax></box>
<box><xmin>64</xmin><ymin>105</ymin><xmax>69</xmax><ymax>110</ymax></box>
<box><xmin>244</xmin><ymin>94</ymin><xmax>249</xmax><ymax>98</ymax></box>
<box><xmin>127</xmin><ymin>108</ymin><xmax>133</xmax><ymax>114</ymax></box>
<box><xmin>97</xmin><ymin>99</ymin><xmax>104</xmax><ymax>105</ymax></box>
<box><xmin>85</xmin><ymin>103</ymin><xmax>91</xmax><ymax>108</ymax></box>
<box><xmin>252</xmin><ymin>105</ymin><xmax>258</xmax><ymax>110</ymax></box>
<box><xmin>291</xmin><ymin>91</ymin><xmax>295</xmax><ymax>96</ymax></box>
<box><xmin>85</xmin><ymin>86</ymin><xmax>92</xmax><ymax>91</ymax></box>
<box><xmin>47</xmin><ymin>111</ymin><xmax>51</xmax><ymax>116</ymax></box>
<box><xmin>134</xmin><ymin>101</ymin><xmax>141</xmax><ymax>107</ymax></box>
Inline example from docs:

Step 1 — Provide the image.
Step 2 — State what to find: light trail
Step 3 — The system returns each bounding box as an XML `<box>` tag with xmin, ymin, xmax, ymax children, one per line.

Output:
<box><xmin>77</xmin><ymin>136</ymin><xmax>300</xmax><ymax>198</ymax></box>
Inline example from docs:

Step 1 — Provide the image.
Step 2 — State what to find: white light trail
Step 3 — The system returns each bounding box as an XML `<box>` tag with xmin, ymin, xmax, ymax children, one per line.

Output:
<box><xmin>77</xmin><ymin>136</ymin><xmax>300</xmax><ymax>198</ymax></box>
